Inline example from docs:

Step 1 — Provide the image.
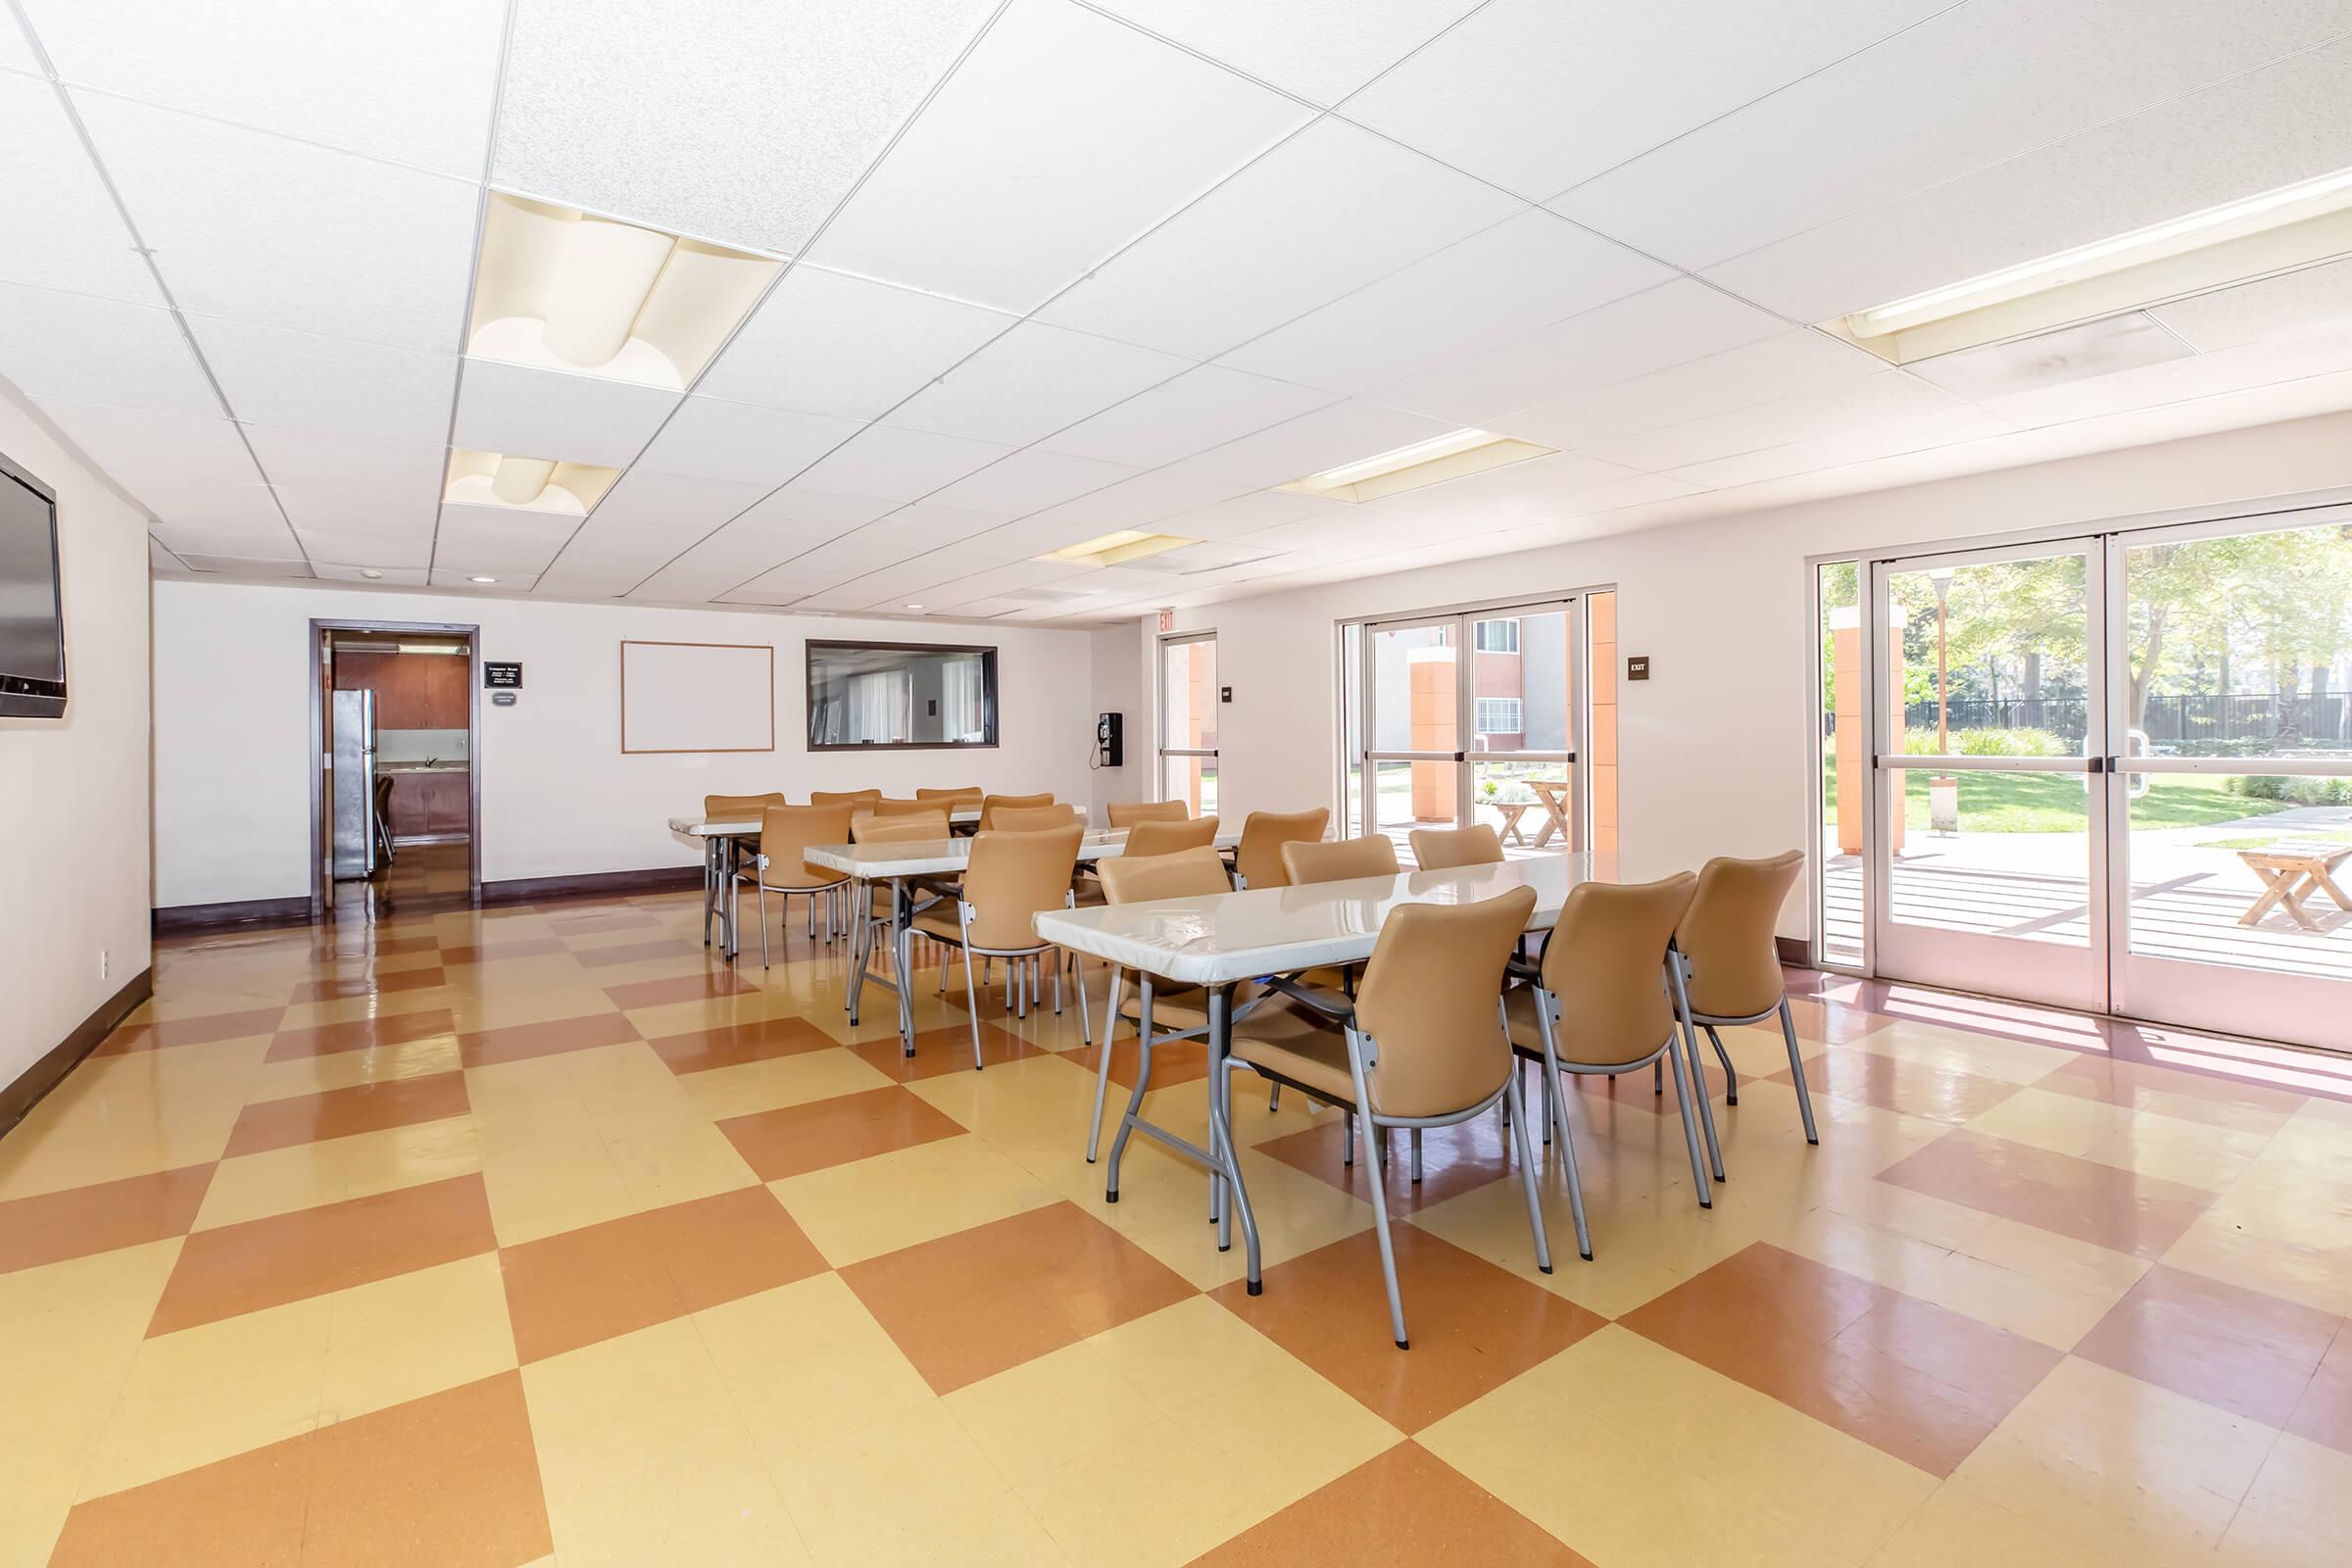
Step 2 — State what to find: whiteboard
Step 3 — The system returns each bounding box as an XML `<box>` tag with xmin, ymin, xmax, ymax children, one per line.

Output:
<box><xmin>619</xmin><ymin>641</ymin><xmax>774</xmax><ymax>754</ymax></box>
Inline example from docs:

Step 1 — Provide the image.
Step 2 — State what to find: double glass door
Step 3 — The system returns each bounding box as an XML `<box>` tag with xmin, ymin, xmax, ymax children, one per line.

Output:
<box><xmin>1853</xmin><ymin>509</ymin><xmax>2352</xmax><ymax>1050</ymax></box>
<box><xmin>1348</xmin><ymin>599</ymin><xmax>1588</xmax><ymax>860</ymax></box>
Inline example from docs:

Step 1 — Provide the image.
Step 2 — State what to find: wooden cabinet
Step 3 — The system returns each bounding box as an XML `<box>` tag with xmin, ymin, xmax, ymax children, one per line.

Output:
<box><xmin>335</xmin><ymin>652</ymin><xmax>468</xmax><ymax>730</ymax></box>
<box><xmin>385</xmin><ymin>770</ymin><xmax>469</xmax><ymax>843</ymax></box>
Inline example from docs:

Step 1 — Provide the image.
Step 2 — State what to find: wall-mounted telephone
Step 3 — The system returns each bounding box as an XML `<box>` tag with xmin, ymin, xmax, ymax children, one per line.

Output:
<box><xmin>1095</xmin><ymin>711</ymin><xmax>1123</xmax><ymax>768</ymax></box>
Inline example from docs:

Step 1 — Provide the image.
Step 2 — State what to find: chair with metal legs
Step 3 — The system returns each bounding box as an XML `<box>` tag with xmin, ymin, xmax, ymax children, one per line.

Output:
<box><xmin>989</xmin><ymin>804</ymin><xmax>1085</xmax><ymax>832</ymax></box>
<box><xmin>735</xmin><ymin>803</ymin><xmax>854</xmax><ymax>967</ymax></box>
<box><xmin>908</xmin><ymin>824</ymin><xmax>1084</xmax><ymax>1070</ymax></box>
<box><xmin>1082</xmin><ymin>846</ymin><xmax>1237</xmax><ymax>1162</ymax></box>
<box><xmin>869</xmin><ymin>796</ymin><xmax>943</xmax><ymax>816</ymax></box>
<box><xmin>976</xmin><ymin>792</ymin><xmax>1054</xmax><ymax>830</ymax></box>
<box><xmin>702</xmin><ymin>793</ymin><xmax>785</xmax><ymax>950</ymax></box>
<box><xmin>1216</xmin><ymin>886</ymin><xmax>1548</xmax><ymax>1348</ymax></box>
<box><xmin>1504</xmin><ymin>873</ymin><xmax>1708</xmax><ymax>1260</ymax></box>
<box><xmin>1673</xmin><ymin>850</ymin><xmax>1817</xmax><ymax>1146</ymax></box>
<box><xmin>1263</xmin><ymin>835</ymin><xmax>1398</xmax><ymax>1120</ymax></box>
<box><xmin>1106</xmin><ymin>799</ymin><xmax>1190</xmax><ymax>828</ymax></box>
<box><xmin>1405</xmin><ymin>823</ymin><xmax>1504</xmax><ymax>869</ymax></box>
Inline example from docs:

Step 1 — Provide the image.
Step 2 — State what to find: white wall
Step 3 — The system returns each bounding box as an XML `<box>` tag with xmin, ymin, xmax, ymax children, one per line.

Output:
<box><xmin>0</xmin><ymin>393</ymin><xmax>152</xmax><ymax>1081</ymax></box>
<box><xmin>151</xmin><ymin>583</ymin><xmax>1098</xmax><ymax>908</ymax></box>
<box><xmin>1086</xmin><ymin>623</ymin><xmax>1144</xmax><ymax>820</ymax></box>
<box><xmin>1152</xmin><ymin>409</ymin><xmax>2352</xmax><ymax>938</ymax></box>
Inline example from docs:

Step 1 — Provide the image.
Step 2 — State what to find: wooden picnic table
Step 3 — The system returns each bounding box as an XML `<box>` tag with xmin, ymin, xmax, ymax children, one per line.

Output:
<box><xmin>2237</xmin><ymin>839</ymin><xmax>2352</xmax><ymax>931</ymax></box>
<box><xmin>1528</xmin><ymin>778</ymin><xmax>1574</xmax><ymax>848</ymax></box>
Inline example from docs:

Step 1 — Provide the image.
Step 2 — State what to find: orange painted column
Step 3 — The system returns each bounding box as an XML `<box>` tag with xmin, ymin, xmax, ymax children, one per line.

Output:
<box><xmin>1408</xmin><ymin>648</ymin><xmax>1456</xmax><ymax>821</ymax></box>
<box><xmin>1588</xmin><ymin>592</ymin><xmax>1617</xmax><ymax>858</ymax></box>
<box><xmin>1831</xmin><ymin>610</ymin><xmax>1904</xmax><ymax>855</ymax></box>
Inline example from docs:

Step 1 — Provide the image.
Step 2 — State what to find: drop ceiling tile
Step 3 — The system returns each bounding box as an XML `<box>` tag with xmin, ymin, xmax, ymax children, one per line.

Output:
<box><xmin>883</xmin><ymin>319</ymin><xmax>1192</xmax><ymax>446</ymax></box>
<box><xmin>694</xmin><ymin>266</ymin><xmax>1014</xmax><ymax>419</ymax></box>
<box><xmin>494</xmin><ymin>0</ymin><xmax>997</xmax><ymax>254</ymax></box>
<box><xmin>924</xmin><ymin>559</ymin><xmax>1095</xmax><ymax>606</ymax></box>
<box><xmin>452</xmin><ymin>359</ymin><xmax>682</xmax><ymax>467</ymax></box>
<box><xmin>786</xmin><ymin>422</ymin><xmax>1012</xmax><ymax>503</ymax></box>
<box><xmin>533</xmin><ymin>532</ymin><xmax>686</xmax><ymax>597</ymax></box>
<box><xmin>294</xmin><ymin>525</ymin><xmax>434</xmax><ymax>570</ymax></box>
<box><xmin>429</xmin><ymin>567</ymin><xmax>538</xmax><ymax>592</ymax></box>
<box><xmin>148</xmin><ymin>537</ymin><xmax>185</xmax><ymax>571</ymax></box>
<box><xmin>1010</xmin><ymin>463</ymin><xmax>1252</xmax><ymax>536</ymax></box>
<box><xmin>734</xmin><ymin>485</ymin><xmax>902</xmax><ymax>535</ymax></box>
<box><xmin>1</xmin><ymin>7</ymin><xmax>39</xmax><ymax>73</ymax></box>
<box><xmin>1167</xmin><ymin>397</ymin><xmax>1460</xmax><ymax>490</ymax></box>
<box><xmin>925</xmin><ymin>447</ymin><xmax>1138</xmax><ymax>514</ymax></box>
<box><xmin>1666</xmin><ymin>405</ymin><xmax>2017</xmax><ymax>489</ymax></box>
<box><xmin>585</xmin><ymin>466</ymin><xmax>773</xmax><ymax>534</ymax></box>
<box><xmin>2151</xmin><ymin>257</ymin><xmax>2352</xmax><ymax>352</ymax></box>
<box><xmin>74</xmin><ymin>94</ymin><xmax>477</xmax><ymax>350</ymax></box>
<box><xmin>1553</xmin><ymin>0</ymin><xmax>2352</xmax><ymax>270</ymax></box>
<box><xmin>1343</xmin><ymin>0</ymin><xmax>1948</xmax><ymax>199</ymax></box>
<box><xmin>809</xmin><ymin>0</ymin><xmax>1312</xmax><ymax>312</ymax></box>
<box><xmin>0</xmin><ymin>282</ymin><xmax>214</xmax><ymax>414</ymax></box>
<box><xmin>1356</xmin><ymin>451</ymin><xmax>1646</xmax><ymax>524</ymax></box>
<box><xmin>275</xmin><ymin>479</ymin><xmax>440</xmax><ymax>537</ymax></box>
<box><xmin>174</xmin><ymin>553</ymin><xmax>315</xmax><ymax>578</ymax></box>
<box><xmin>632</xmin><ymin>395</ymin><xmax>861</xmax><ymax>487</ymax></box>
<box><xmin>1368</xmin><ymin>278</ymin><xmax>1788</xmax><ymax>427</ymax></box>
<box><xmin>148</xmin><ymin>504</ymin><xmax>301</xmax><ymax>555</ymax></box>
<box><xmin>623</xmin><ymin>515</ymin><xmax>809</xmax><ymax>601</ymax></box>
<box><xmin>1152</xmin><ymin>488</ymin><xmax>1355</xmax><ymax>541</ymax></box>
<box><xmin>1576</xmin><ymin>371</ymin><xmax>1973</xmax><ymax>473</ymax></box>
<box><xmin>1088</xmin><ymin>0</ymin><xmax>1481</xmax><ymax>105</ymax></box>
<box><xmin>1218</xmin><ymin>208</ymin><xmax>1672</xmax><ymax>393</ymax></box>
<box><xmin>312</xmin><ymin>564</ymin><xmax>429</xmax><ymax>586</ymax></box>
<box><xmin>20</xmin><ymin>0</ymin><xmax>503</xmax><ymax>176</ymax></box>
<box><xmin>1037</xmin><ymin>364</ymin><xmax>1338</xmax><ymax>468</ymax></box>
<box><xmin>0</xmin><ymin>74</ymin><xmax>157</xmax><ymax>304</ymax></box>
<box><xmin>29</xmin><ymin>395</ymin><xmax>265</xmax><ymax>492</ymax></box>
<box><xmin>1038</xmin><ymin>117</ymin><xmax>1522</xmax><ymax>358</ymax></box>
<box><xmin>240</xmin><ymin>426</ymin><xmax>449</xmax><ymax>495</ymax></box>
<box><xmin>431</xmin><ymin>504</ymin><xmax>578</xmax><ymax>575</ymax></box>
<box><xmin>1488</xmin><ymin>328</ymin><xmax>1886</xmax><ymax>453</ymax></box>
<box><xmin>1705</xmin><ymin>37</ymin><xmax>2352</xmax><ymax>323</ymax></box>
<box><xmin>187</xmin><ymin>316</ymin><xmax>456</xmax><ymax>445</ymax></box>
<box><xmin>1975</xmin><ymin>320</ymin><xmax>2352</xmax><ymax>429</ymax></box>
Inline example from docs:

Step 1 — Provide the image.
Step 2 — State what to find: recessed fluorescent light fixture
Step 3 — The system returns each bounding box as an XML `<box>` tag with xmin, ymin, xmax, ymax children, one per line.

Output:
<box><xmin>466</xmin><ymin>192</ymin><xmax>781</xmax><ymax>390</ymax></box>
<box><xmin>1039</xmin><ymin>530</ymin><xmax>1197</xmax><ymax>567</ymax></box>
<box><xmin>468</xmin><ymin>575</ymin><xmax>498</xmax><ymax>584</ymax></box>
<box><xmin>442</xmin><ymin>449</ymin><xmax>620</xmax><ymax>514</ymax></box>
<box><xmin>1830</xmin><ymin>165</ymin><xmax>2352</xmax><ymax>365</ymax></box>
<box><xmin>1279</xmin><ymin>428</ymin><xmax>1553</xmax><ymax>504</ymax></box>
<box><xmin>904</xmin><ymin>603</ymin><xmax>924</xmax><ymax>610</ymax></box>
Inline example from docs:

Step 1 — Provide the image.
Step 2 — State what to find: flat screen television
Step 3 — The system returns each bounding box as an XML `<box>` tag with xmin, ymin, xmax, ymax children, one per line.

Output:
<box><xmin>0</xmin><ymin>450</ymin><xmax>66</xmax><ymax>719</ymax></box>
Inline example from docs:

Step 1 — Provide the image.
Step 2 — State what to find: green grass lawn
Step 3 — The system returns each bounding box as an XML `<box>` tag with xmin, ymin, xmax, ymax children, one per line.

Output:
<box><xmin>1823</xmin><ymin>766</ymin><xmax>2286</xmax><ymax>833</ymax></box>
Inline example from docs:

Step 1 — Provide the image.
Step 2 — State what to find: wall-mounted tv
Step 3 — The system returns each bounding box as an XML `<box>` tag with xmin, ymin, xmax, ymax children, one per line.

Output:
<box><xmin>0</xmin><ymin>450</ymin><xmax>66</xmax><ymax>719</ymax></box>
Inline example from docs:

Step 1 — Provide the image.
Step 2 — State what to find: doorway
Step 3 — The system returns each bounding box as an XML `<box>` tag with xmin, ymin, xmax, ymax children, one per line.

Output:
<box><xmin>1344</xmin><ymin>593</ymin><xmax>1614</xmax><ymax>862</ymax></box>
<box><xmin>1157</xmin><ymin>631</ymin><xmax>1218</xmax><ymax>815</ymax></box>
<box><xmin>1828</xmin><ymin>507</ymin><xmax>2352</xmax><ymax>1051</ymax></box>
<box><xmin>308</xmin><ymin>618</ymin><xmax>482</xmax><ymax>918</ymax></box>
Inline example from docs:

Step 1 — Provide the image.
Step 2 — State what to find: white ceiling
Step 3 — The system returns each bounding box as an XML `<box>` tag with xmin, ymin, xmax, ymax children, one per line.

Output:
<box><xmin>3</xmin><ymin>0</ymin><xmax>2351</xmax><ymax>624</ymax></box>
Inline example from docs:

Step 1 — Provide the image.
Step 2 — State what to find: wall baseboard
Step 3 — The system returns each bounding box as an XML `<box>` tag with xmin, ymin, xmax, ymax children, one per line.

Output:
<box><xmin>1776</xmin><ymin>935</ymin><xmax>1810</xmax><ymax>966</ymax></box>
<box><xmin>153</xmin><ymin>896</ymin><xmax>314</xmax><ymax>934</ymax></box>
<box><xmin>2</xmin><ymin>965</ymin><xmax>153</xmax><ymax>1141</ymax></box>
<box><xmin>479</xmin><ymin>865</ymin><xmax>704</xmax><ymax>905</ymax></box>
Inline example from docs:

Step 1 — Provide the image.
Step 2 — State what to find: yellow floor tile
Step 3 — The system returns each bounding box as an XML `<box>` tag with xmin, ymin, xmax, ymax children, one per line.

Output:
<box><xmin>674</xmin><ymin>1048</ymin><xmax>898</xmax><ymax>1122</ymax></box>
<box><xmin>318</xmin><ymin>1252</ymin><xmax>518</xmax><ymax>1423</ymax></box>
<box><xmin>2239</xmin><ymin>1431</ymin><xmax>2352</xmax><ymax>1551</ymax></box>
<box><xmin>540</xmin><ymin>1430</ymin><xmax>810</xmax><ymax>1568</ymax></box>
<box><xmin>1964</xmin><ymin>1088</ymin><xmax>2271</xmax><ymax>1191</ymax></box>
<box><xmin>943</xmin><ymin>1339</ymin><xmax>1168</xmax><ymax>1488</ymax></box>
<box><xmin>475</xmin><ymin>1122</ymin><xmax>640</xmax><ymax>1247</ymax></box>
<box><xmin>1865</xmin><ymin>1476</ymin><xmax>2132</xmax><ymax>1567</ymax></box>
<box><xmin>770</xmin><ymin>1398</ymin><xmax>1022</xmax><ymax>1568</ymax></box>
<box><xmin>246</xmin><ymin>1032</ymin><xmax>463</xmax><ymax>1101</ymax></box>
<box><xmin>522</xmin><ymin>1316</ymin><xmax>749</xmax><ymax>1484</ymax></box>
<box><xmin>193</xmin><ymin>1114</ymin><xmax>481</xmax><ymax>1231</ymax></box>
<box><xmin>693</xmin><ymin>1274</ymin><xmax>935</xmax><ymax>1463</ymax></box>
<box><xmin>770</xmin><ymin>1134</ymin><xmax>1059</xmax><ymax>1266</ymax></box>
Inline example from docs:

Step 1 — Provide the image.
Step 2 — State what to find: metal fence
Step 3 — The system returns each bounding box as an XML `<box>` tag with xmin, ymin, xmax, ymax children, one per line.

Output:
<box><xmin>1900</xmin><ymin>694</ymin><xmax>2352</xmax><ymax>751</ymax></box>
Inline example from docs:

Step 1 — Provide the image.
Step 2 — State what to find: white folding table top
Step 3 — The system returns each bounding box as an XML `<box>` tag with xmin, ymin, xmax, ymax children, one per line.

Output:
<box><xmin>805</xmin><ymin>829</ymin><xmax>1241</xmax><ymax>880</ymax></box>
<box><xmin>1036</xmin><ymin>855</ymin><xmax>1592</xmax><ymax>986</ymax></box>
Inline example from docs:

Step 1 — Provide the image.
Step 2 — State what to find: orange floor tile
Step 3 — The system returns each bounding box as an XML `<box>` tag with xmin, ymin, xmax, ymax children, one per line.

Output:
<box><xmin>6</xmin><ymin>879</ymin><xmax>2352</xmax><ymax>1565</ymax></box>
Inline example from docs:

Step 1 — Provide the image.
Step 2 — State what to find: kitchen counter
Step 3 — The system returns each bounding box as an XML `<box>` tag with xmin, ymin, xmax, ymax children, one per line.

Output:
<box><xmin>378</xmin><ymin>763</ymin><xmax>470</xmax><ymax>775</ymax></box>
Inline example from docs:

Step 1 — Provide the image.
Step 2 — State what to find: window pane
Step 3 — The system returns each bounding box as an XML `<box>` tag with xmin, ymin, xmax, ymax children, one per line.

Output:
<box><xmin>1818</xmin><ymin>564</ymin><xmax>1862</xmax><ymax>965</ymax></box>
<box><xmin>1161</xmin><ymin>752</ymin><xmax>1217</xmax><ymax>817</ymax></box>
<box><xmin>1370</xmin><ymin>622</ymin><xmax>1456</xmax><ymax>752</ymax></box>
<box><xmin>1160</xmin><ymin>637</ymin><xmax>1216</xmax><ymax>752</ymax></box>
<box><xmin>1472</xmin><ymin>609</ymin><xmax>1566</xmax><ymax>756</ymax></box>
<box><xmin>808</xmin><ymin>643</ymin><xmax>995</xmax><ymax>748</ymax></box>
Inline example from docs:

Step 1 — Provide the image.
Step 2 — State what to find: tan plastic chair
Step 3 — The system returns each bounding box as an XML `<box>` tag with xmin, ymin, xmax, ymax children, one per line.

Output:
<box><xmin>991</xmin><ymin>804</ymin><xmax>1084</xmax><ymax>833</ymax></box>
<box><xmin>1084</xmin><ymin>845</ymin><xmax>1240</xmax><ymax>1162</ymax></box>
<box><xmin>915</xmin><ymin>786</ymin><xmax>982</xmax><ymax>806</ymax></box>
<box><xmin>1107</xmin><ymin>799</ymin><xmax>1189</xmax><ymax>828</ymax></box>
<box><xmin>1503</xmin><ymin>874</ymin><xmax>1706</xmax><ymax>1259</ymax></box>
<box><xmin>810</xmin><ymin>789</ymin><xmax>881</xmax><ymax>808</ymax></box>
<box><xmin>1212</xmin><ymin>887</ymin><xmax>1547</xmax><ymax>1343</ymax></box>
<box><xmin>701</xmin><ymin>793</ymin><xmax>784</xmax><ymax>949</ymax></box>
<box><xmin>1281</xmin><ymin>834</ymin><xmax>1399</xmax><ymax>886</ymax></box>
<box><xmin>1408</xmin><ymin>823</ymin><xmax>1504</xmax><ymax>869</ymax></box>
<box><xmin>1233</xmin><ymin>808</ymin><xmax>1329</xmax><ymax>889</ymax></box>
<box><xmin>909</xmin><ymin>825</ymin><xmax>1084</xmax><ymax>1069</ymax></box>
<box><xmin>870</xmin><ymin>797</ymin><xmax>938</xmax><ymax>816</ymax></box>
<box><xmin>736</xmin><ymin>804</ymin><xmax>853</xmax><ymax>966</ymax></box>
<box><xmin>977</xmin><ymin>792</ymin><xmax>1054</xmax><ymax>830</ymax></box>
<box><xmin>1676</xmin><ymin>851</ymin><xmax>1814</xmax><ymax>1147</ymax></box>
<box><xmin>842</xmin><ymin>811</ymin><xmax>953</xmax><ymax>991</ymax></box>
<box><xmin>1121</xmin><ymin>814</ymin><xmax>1219</xmax><ymax>858</ymax></box>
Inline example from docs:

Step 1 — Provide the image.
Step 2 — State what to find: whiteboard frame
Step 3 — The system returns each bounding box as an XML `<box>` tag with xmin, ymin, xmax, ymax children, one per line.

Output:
<box><xmin>619</xmin><ymin>639</ymin><xmax>776</xmax><ymax>755</ymax></box>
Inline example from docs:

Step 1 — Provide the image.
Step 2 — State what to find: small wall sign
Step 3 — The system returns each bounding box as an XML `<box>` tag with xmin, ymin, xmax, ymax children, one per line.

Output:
<box><xmin>1627</xmin><ymin>657</ymin><xmax>1650</xmax><ymax>681</ymax></box>
<box><xmin>1219</xmin><ymin>685</ymin><xmax>1233</xmax><ymax>704</ymax></box>
<box><xmin>483</xmin><ymin>662</ymin><xmax>522</xmax><ymax>689</ymax></box>
<box><xmin>491</xmin><ymin>691</ymin><xmax>517</xmax><ymax>708</ymax></box>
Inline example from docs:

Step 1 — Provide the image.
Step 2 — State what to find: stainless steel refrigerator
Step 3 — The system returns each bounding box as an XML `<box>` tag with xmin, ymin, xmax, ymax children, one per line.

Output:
<box><xmin>330</xmin><ymin>689</ymin><xmax>378</xmax><ymax>880</ymax></box>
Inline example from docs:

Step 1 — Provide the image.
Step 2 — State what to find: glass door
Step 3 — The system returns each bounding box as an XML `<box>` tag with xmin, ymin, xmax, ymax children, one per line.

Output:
<box><xmin>1157</xmin><ymin>632</ymin><xmax>1217</xmax><ymax>816</ymax></box>
<box><xmin>2106</xmin><ymin>511</ymin><xmax>2352</xmax><ymax>1052</ymax></box>
<box><xmin>1867</xmin><ymin>541</ymin><xmax>2109</xmax><ymax>1012</ymax></box>
<box><xmin>1351</xmin><ymin>600</ymin><xmax>1588</xmax><ymax>861</ymax></box>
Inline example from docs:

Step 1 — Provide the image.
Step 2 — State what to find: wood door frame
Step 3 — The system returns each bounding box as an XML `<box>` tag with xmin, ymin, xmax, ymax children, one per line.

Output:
<box><xmin>308</xmin><ymin>618</ymin><xmax>482</xmax><ymax>917</ymax></box>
